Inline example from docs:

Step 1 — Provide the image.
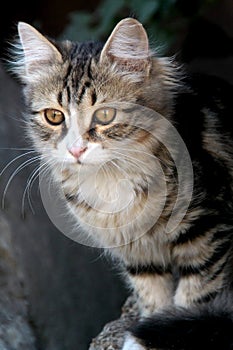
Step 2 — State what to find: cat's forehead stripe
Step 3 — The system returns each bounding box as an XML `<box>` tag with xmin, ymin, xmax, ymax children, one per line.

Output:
<box><xmin>62</xmin><ymin>58</ymin><xmax>94</xmax><ymax>105</ymax></box>
<box><xmin>57</xmin><ymin>91</ymin><xmax>63</xmax><ymax>106</ymax></box>
<box><xmin>87</xmin><ymin>59</ymin><xmax>93</xmax><ymax>80</ymax></box>
<box><xmin>77</xmin><ymin>81</ymin><xmax>91</xmax><ymax>105</ymax></box>
<box><xmin>66</xmin><ymin>86</ymin><xmax>71</xmax><ymax>103</ymax></box>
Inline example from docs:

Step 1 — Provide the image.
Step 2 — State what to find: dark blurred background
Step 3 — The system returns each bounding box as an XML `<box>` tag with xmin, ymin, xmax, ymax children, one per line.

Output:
<box><xmin>1</xmin><ymin>0</ymin><xmax>233</xmax><ymax>59</ymax></box>
<box><xmin>0</xmin><ymin>0</ymin><xmax>232</xmax><ymax>350</ymax></box>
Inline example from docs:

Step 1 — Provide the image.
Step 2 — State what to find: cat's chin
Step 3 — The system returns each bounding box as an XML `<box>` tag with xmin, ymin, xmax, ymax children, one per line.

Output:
<box><xmin>62</xmin><ymin>152</ymin><xmax>112</xmax><ymax>167</ymax></box>
<box><xmin>61</xmin><ymin>158</ymin><xmax>102</xmax><ymax>168</ymax></box>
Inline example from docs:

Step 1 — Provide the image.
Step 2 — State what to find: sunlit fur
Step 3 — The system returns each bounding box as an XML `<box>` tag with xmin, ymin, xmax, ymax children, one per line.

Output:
<box><xmin>12</xmin><ymin>18</ymin><xmax>233</xmax><ymax>350</ymax></box>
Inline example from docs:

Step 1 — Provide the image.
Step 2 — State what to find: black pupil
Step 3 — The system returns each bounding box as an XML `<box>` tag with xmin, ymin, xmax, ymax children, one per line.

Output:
<box><xmin>45</xmin><ymin>109</ymin><xmax>64</xmax><ymax>125</ymax></box>
<box><xmin>53</xmin><ymin>111</ymin><xmax>58</xmax><ymax>120</ymax></box>
<box><xmin>103</xmin><ymin>110</ymin><xmax>108</xmax><ymax>119</ymax></box>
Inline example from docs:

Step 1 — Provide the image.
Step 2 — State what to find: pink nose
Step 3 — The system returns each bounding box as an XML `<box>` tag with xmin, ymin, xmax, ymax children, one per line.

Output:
<box><xmin>68</xmin><ymin>146</ymin><xmax>87</xmax><ymax>159</ymax></box>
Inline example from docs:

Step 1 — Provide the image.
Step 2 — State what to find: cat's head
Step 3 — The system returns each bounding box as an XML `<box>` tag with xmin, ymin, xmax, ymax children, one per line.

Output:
<box><xmin>9</xmin><ymin>18</ymin><xmax>192</xmax><ymax>243</ymax></box>
<box><xmin>12</xmin><ymin>18</ymin><xmax>177</xmax><ymax>171</ymax></box>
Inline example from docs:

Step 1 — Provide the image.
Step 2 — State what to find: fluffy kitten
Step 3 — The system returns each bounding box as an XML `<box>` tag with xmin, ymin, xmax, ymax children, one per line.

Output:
<box><xmin>11</xmin><ymin>18</ymin><xmax>233</xmax><ymax>349</ymax></box>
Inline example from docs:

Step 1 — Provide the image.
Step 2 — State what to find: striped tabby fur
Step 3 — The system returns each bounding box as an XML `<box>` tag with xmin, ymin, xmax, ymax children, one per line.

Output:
<box><xmin>12</xmin><ymin>18</ymin><xmax>233</xmax><ymax>349</ymax></box>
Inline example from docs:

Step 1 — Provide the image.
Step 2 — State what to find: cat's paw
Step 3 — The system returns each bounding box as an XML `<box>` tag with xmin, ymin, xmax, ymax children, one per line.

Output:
<box><xmin>122</xmin><ymin>334</ymin><xmax>147</xmax><ymax>350</ymax></box>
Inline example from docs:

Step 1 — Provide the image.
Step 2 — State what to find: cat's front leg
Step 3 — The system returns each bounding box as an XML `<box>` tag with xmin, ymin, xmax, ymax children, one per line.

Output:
<box><xmin>127</xmin><ymin>268</ymin><xmax>173</xmax><ymax>316</ymax></box>
<box><xmin>173</xmin><ymin>234</ymin><xmax>229</xmax><ymax>307</ymax></box>
<box><xmin>174</xmin><ymin>272</ymin><xmax>225</xmax><ymax>307</ymax></box>
<box><xmin>121</xmin><ymin>267</ymin><xmax>173</xmax><ymax>350</ymax></box>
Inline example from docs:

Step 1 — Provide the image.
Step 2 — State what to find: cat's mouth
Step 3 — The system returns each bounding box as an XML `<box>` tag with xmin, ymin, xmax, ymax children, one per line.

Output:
<box><xmin>65</xmin><ymin>142</ymin><xmax>103</xmax><ymax>166</ymax></box>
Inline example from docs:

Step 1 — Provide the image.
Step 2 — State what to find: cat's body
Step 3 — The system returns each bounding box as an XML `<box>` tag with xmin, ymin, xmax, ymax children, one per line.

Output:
<box><xmin>11</xmin><ymin>18</ymin><xmax>233</xmax><ymax>349</ymax></box>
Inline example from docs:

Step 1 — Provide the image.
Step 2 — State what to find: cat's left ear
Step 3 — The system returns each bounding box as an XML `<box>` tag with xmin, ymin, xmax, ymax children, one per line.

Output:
<box><xmin>15</xmin><ymin>22</ymin><xmax>62</xmax><ymax>78</ymax></box>
<box><xmin>100</xmin><ymin>18</ymin><xmax>151</xmax><ymax>77</ymax></box>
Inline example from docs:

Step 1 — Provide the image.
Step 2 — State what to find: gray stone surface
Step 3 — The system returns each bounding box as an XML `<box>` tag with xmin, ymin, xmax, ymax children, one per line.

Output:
<box><xmin>0</xmin><ymin>215</ymin><xmax>36</xmax><ymax>350</ymax></box>
<box><xmin>89</xmin><ymin>295</ymin><xmax>139</xmax><ymax>350</ymax></box>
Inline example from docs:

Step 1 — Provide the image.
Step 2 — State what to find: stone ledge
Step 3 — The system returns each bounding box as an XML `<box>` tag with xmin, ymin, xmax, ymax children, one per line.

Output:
<box><xmin>0</xmin><ymin>215</ymin><xmax>36</xmax><ymax>350</ymax></box>
<box><xmin>89</xmin><ymin>295</ymin><xmax>139</xmax><ymax>350</ymax></box>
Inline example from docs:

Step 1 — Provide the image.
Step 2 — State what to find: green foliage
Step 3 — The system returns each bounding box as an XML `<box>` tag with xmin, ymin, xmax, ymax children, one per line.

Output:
<box><xmin>61</xmin><ymin>0</ymin><xmax>219</xmax><ymax>54</ymax></box>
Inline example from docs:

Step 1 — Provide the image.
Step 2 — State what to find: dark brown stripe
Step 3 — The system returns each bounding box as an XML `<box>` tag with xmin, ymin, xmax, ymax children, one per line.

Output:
<box><xmin>126</xmin><ymin>264</ymin><xmax>171</xmax><ymax>276</ymax></box>
<box><xmin>57</xmin><ymin>91</ymin><xmax>63</xmax><ymax>106</ymax></box>
<box><xmin>211</xmin><ymin>226</ymin><xmax>232</xmax><ymax>242</ymax></box>
<box><xmin>178</xmin><ymin>265</ymin><xmax>200</xmax><ymax>276</ymax></box>
<box><xmin>204</xmin><ymin>240</ymin><xmax>230</xmax><ymax>269</ymax></box>
<box><xmin>72</xmin><ymin>61</ymin><xmax>85</xmax><ymax>89</ymax></box>
<box><xmin>134</xmin><ymin>184</ymin><xmax>149</xmax><ymax>197</ymax></box>
<box><xmin>65</xmin><ymin>193</ymin><xmax>77</xmax><ymax>202</ymax></box>
<box><xmin>66</xmin><ymin>85</ymin><xmax>71</xmax><ymax>103</ymax></box>
<box><xmin>61</xmin><ymin>173</ymin><xmax>72</xmax><ymax>184</ymax></box>
<box><xmin>91</xmin><ymin>90</ymin><xmax>97</xmax><ymax>105</ymax></box>
<box><xmin>78</xmin><ymin>81</ymin><xmax>91</xmax><ymax>104</ymax></box>
<box><xmin>88</xmin><ymin>127</ymin><xmax>103</xmax><ymax>142</ymax></box>
<box><xmin>196</xmin><ymin>290</ymin><xmax>219</xmax><ymax>304</ymax></box>
<box><xmin>173</xmin><ymin>215</ymin><xmax>220</xmax><ymax>245</ymax></box>
<box><xmin>179</xmin><ymin>239</ymin><xmax>230</xmax><ymax>276</ymax></box>
<box><xmin>75</xmin><ymin>198</ymin><xmax>93</xmax><ymax>211</ymax></box>
<box><xmin>63</xmin><ymin>64</ymin><xmax>73</xmax><ymax>99</ymax></box>
<box><xmin>78</xmin><ymin>85</ymin><xmax>87</xmax><ymax>103</ymax></box>
<box><xmin>87</xmin><ymin>58</ymin><xmax>93</xmax><ymax>80</ymax></box>
<box><xmin>85</xmin><ymin>81</ymin><xmax>91</xmax><ymax>88</ymax></box>
<box><xmin>104</xmin><ymin>123</ymin><xmax>137</xmax><ymax>140</ymax></box>
<box><xmin>207</xmin><ymin>259</ymin><xmax>228</xmax><ymax>282</ymax></box>
<box><xmin>65</xmin><ymin>192</ymin><xmax>92</xmax><ymax>212</ymax></box>
<box><xmin>57</xmin><ymin>122</ymin><xmax>68</xmax><ymax>143</ymax></box>
<box><xmin>64</xmin><ymin>64</ymin><xmax>72</xmax><ymax>83</ymax></box>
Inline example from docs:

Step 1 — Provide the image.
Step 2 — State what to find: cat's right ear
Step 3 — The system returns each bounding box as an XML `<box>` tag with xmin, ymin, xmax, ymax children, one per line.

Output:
<box><xmin>100</xmin><ymin>18</ymin><xmax>151</xmax><ymax>80</ymax></box>
<box><xmin>12</xmin><ymin>22</ymin><xmax>62</xmax><ymax>79</ymax></box>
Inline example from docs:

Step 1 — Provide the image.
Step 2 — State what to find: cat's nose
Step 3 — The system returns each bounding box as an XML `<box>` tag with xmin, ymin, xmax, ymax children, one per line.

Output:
<box><xmin>68</xmin><ymin>146</ymin><xmax>87</xmax><ymax>160</ymax></box>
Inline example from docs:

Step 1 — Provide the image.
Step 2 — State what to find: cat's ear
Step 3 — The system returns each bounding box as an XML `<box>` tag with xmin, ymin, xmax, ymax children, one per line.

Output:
<box><xmin>100</xmin><ymin>18</ymin><xmax>150</xmax><ymax>77</ymax></box>
<box><xmin>15</xmin><ymin>22</ymin><xmax>62</xmax><ymax>77</ymax></box>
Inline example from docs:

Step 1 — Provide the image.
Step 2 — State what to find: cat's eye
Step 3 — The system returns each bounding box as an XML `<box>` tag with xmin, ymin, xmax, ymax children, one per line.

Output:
<box><xmin>44</xmin><ymin>109</ymin><xmax>65</xmax><ymax>126</ymax></box>
<box><xmin>93</xmin><ymin>107</ymin><xmax>116</xmax><ymax>125</ymax></box>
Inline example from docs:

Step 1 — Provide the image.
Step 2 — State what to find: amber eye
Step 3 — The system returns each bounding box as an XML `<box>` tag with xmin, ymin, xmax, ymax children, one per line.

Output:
<box><xmin>44</xmin><ymin>109</ymin><xmax>65</xmax><ymax>126</ymax></box>
<box><xmin>93</xmin><ymin>107</ymin><xmax>116</xmax><ymax>125</ymax></box>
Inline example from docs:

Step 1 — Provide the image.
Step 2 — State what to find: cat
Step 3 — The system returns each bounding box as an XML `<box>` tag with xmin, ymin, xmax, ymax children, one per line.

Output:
<box><xmin>10</xmin><ymin>17</ymin><xmax>233</xmax><ymax>349</ymax></box>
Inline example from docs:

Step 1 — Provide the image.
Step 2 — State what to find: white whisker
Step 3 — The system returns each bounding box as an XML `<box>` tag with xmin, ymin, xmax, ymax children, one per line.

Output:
<box><xmin>1</xmin><ymin>156</ymin><xmax>40</xmax><ymax>209</ymax></box>
<box><xmin>112</xmin><ymin>150</ymin><xmax>146</xmax><ymax>168</ymax></box>
<box><xmin>21</xmin><ymin>163</ymin><xmax>43</xmax><ymax>216</ymax></box>
<box><xmin>0</xmin><ymin>150</ymin><xmax>37</xmax><ymax>177</ymax></box>
<box><xmin>21</xmin><ymin>158</ymin><xmax>54</xmax><ymax>216</ymax></box>
<box><xmin>0</xmin><ymin>147</ymin><xmax>34</xmax><ymax>151</ymax></box>
<box><xmin>109</xmin><ymin>159</ymin><xmax>130</xmax><ymax>179</ymax></box>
